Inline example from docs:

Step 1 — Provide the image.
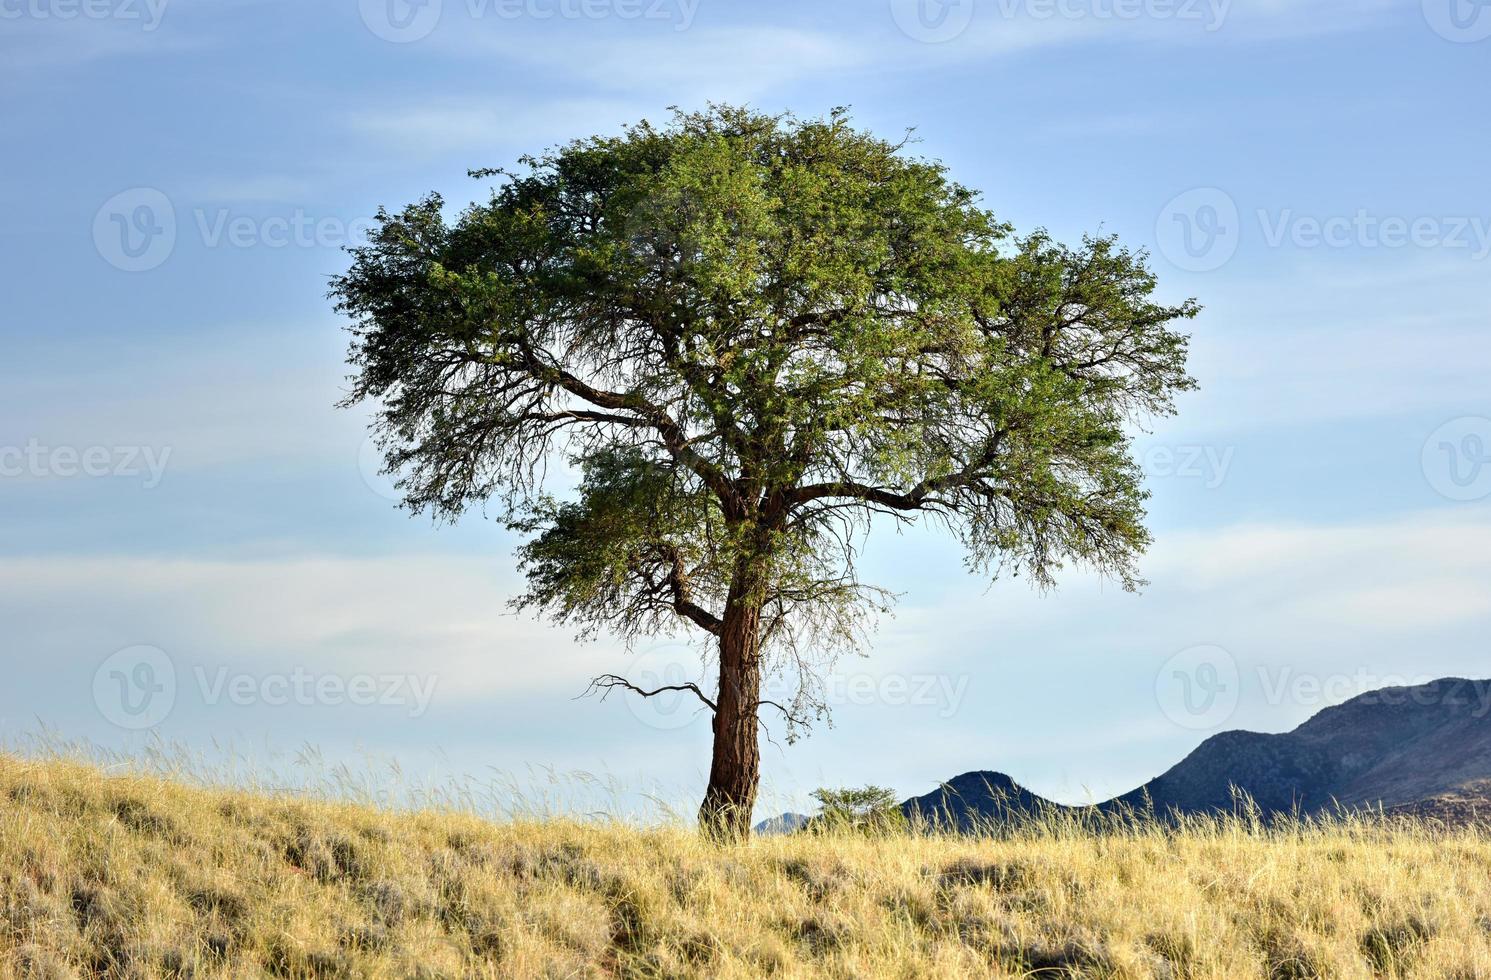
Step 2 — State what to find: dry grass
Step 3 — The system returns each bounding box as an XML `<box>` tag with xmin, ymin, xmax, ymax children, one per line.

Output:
<box><xmin>2</xmin><ymin>756</ymin><xmax>1491</xmax><ymax>978</ymax></box>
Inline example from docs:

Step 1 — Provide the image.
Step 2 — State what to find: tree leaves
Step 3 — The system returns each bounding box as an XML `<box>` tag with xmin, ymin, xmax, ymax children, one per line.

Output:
<box><xmin>330</xmin><ymin>105</ymin><xmax>1199</xmax><ymax>733</ymax></box>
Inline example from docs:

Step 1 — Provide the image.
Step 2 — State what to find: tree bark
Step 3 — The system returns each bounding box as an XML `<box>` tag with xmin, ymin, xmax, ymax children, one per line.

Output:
<box><xmin>698</xmin><ymin>563</ymin><xmax>764</xmax><ymax>841</ymax></box>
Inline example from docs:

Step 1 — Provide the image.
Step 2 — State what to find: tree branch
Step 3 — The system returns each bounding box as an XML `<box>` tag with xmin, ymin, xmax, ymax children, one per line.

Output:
<box><xmin>782</xmin><ymin>435</ymin><xmax>1002</xmax><ymax>513</ymax></box>
<box><xmin>655</xmin><ymin>543</ymin><xmax>724</xmax><ymax>635</ymax></box>
<box><xmin>581</xmin><ymin>673</ymin><xmax>718</xmax><ymax>713</ymax></box>
<box><xmin>512</xmin><ymin>335</ymin><xmax>740</xmax><ymax>508</ymax></box>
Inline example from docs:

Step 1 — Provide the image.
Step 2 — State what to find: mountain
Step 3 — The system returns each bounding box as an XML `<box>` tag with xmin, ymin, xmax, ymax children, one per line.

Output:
<box><xmin>754</xmin><ymin>811</ymin><xmax>812</xmax><ymax>835</ymax></box>
<box><xmin>901</xmin><ymin>771</ymin><xmax>1059</xmax><ymax>830</ymax></box>
<box><xmin>901</xmin><ymin>678</ymin><xmax>1491</xmax><ymax>828</ymax></box>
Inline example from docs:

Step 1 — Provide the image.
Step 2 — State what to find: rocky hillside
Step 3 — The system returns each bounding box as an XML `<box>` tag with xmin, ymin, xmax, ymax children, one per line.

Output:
<box><xmin>900</xmin><ymin>771</ymin><xmax>1060</xmax><ymax>831</ymax></box>
<box><xmin>902</xmin><ymin>678</ymin><xmax>1491</xmax><ymax>828</ymax></box>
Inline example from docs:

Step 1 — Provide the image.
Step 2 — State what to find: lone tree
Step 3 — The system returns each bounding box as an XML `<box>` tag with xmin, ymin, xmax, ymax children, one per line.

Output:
<box><xmin>811</xmin><ymin>786</ymin><xmax>906</xmax><ymax>834</ymax></box>
<box><xmin>332</xmin><ymin>106</ymin><xmax>1197</xmax><ymax>840</ymax></box>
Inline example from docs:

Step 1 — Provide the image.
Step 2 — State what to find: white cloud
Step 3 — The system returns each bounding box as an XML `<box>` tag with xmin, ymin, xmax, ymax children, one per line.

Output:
<box><xmin>347</xmin><ymin>98</ymin><xmax>654</xmax><ymax>157</ymax></box>
<box><xmin>342</xmin><ymin>24</ymin><xmax>866</xmax><ymax>158</ymax></box>
<box><xmin>452</xmin><ymin>25</ymin><xmax>863</xmax><ymax>99</ymax></box>
<box><xmin>2</xmin><ymin>508</ymin><xmax>1488</xmax><ymax>811</ymax></box>
<box><xmin>0</xmin><ymin>322</ymin><xmax>352</xmax><ymax>474</ymax></box>
<box><xmin>336</xmin><ymin>2</ymin><xmax>1427</xmax><ymax>162</ymax></box>
<box><xmin>425</xmin><ymin>0</ymin><xmax>1413</xmax><ymax>94</ymax></box>
<box><xmin>0</xmin><ymin>550</ymin><xmax>717</xmax><ymax>810</ymax></box>
<box><xmin>857</xmin><ymin>509</ymin><xmax>1491</xmax><ymax>800</ymax></box>
<box><xmin>0</xmin><ymin>554</ymin><xmax>608</xmax><ymax>700</ymax></box>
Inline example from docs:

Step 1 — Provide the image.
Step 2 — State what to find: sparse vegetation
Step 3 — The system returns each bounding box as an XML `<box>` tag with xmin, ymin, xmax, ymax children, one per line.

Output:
<box><xmin>808</xmin><ymin>786</ymin><xmax>906</xmax><ymax>834</ymax></box>
<box><xmin>4</xmin><ymin>755</ymin><xmax>1491</xmax><ymax>978</ymax></box>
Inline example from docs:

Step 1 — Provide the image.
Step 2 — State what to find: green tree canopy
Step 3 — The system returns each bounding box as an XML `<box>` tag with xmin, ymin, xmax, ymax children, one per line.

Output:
<box><xmin>332</xmin><ymin>105</ymin><xmax>1197</xmax><ymax>838</ymax></box>
<box><xmin>811</xmin><ymin>786</ymin><xmax>906</xmax><ymax>833</ymax></box>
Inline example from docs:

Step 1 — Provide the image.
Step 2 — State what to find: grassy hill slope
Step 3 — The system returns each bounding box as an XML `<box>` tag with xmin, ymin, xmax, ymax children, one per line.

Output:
<box><xmin>3</xmin><ymin>756</ymin><xmax>1491</xmax><ymax>978</ymax></box>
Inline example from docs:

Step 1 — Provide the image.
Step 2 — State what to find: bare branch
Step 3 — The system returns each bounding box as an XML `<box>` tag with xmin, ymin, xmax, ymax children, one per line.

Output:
<box><xmin>581</xmin><ymin>673</ymin><xmax>718</xmax><ymax>713</ymax></box>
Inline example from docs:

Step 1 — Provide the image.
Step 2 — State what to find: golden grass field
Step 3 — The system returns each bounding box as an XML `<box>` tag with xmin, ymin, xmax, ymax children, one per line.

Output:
<box><xmin>3</xmin><ymin>755</ymin><xmax>1491</xmax><ymax>979</ymax></box>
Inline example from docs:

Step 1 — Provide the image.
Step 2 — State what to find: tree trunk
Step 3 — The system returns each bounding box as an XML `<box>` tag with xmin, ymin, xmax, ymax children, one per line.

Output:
<box><xmin>699</xmin><ymin>566</ymin><xmax>764</xmax><ymax>841</ymax></box>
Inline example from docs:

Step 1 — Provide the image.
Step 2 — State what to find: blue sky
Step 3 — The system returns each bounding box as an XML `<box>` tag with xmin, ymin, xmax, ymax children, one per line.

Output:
<box><xmin>2</xmin><ymin>0</ymin><xmax>1489</xmax><ymax>817</ymax></box>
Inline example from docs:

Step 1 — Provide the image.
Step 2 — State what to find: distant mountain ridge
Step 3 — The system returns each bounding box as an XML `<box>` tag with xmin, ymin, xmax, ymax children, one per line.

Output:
<box><xmin>900</xmin><ymin>677</ymin><xmax>1491</xmax><ymax>829</ymax></box>
<box><xmin>754</xmin><ymin>812</ymin><xmax>811</xmax><ymax>835</ymax></box>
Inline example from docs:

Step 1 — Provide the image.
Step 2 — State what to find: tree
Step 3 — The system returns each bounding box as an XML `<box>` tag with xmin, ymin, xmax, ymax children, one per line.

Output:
<box><xmin>810</xmin><ymin>786</ymin><xmax>906</xmax><ymax>833</ymax></box>
<box><xmin>331</xmin><ymin>106</ymin><xmax>1197</xmax><ymax>841</ymax></box>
